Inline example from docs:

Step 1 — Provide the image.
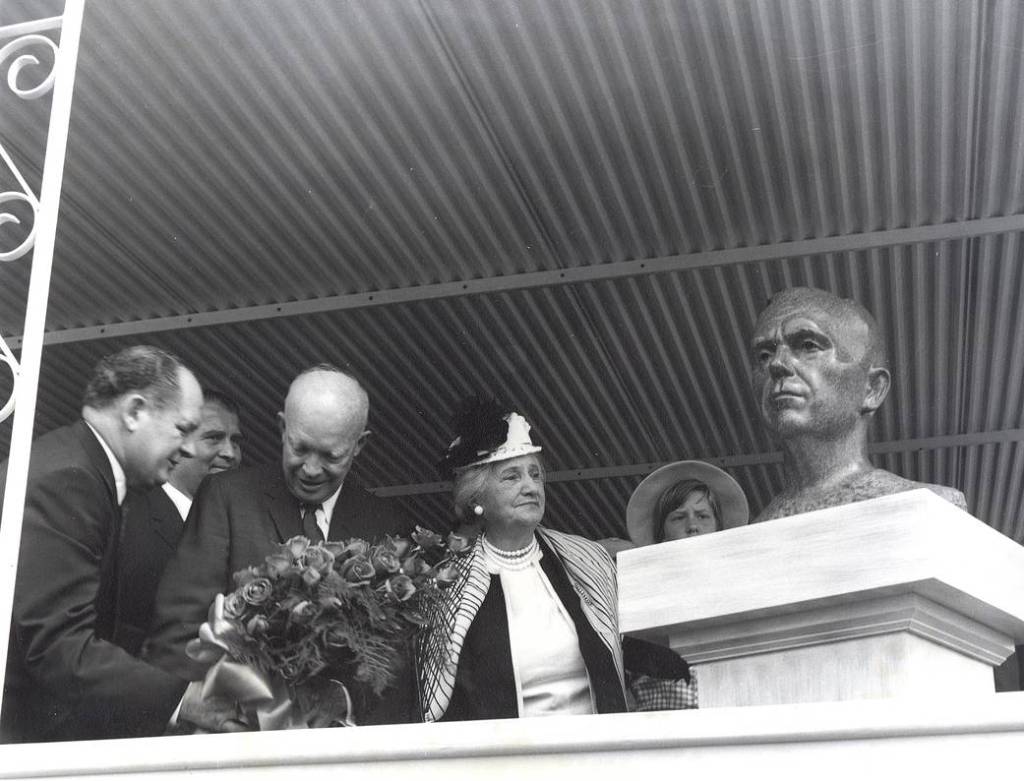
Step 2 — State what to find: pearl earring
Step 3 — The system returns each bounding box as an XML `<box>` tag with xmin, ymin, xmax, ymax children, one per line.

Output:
<box><xmin>473</xmin><ymin>504</ymin><xmax>484</xmax><ymax>517</ymax></box>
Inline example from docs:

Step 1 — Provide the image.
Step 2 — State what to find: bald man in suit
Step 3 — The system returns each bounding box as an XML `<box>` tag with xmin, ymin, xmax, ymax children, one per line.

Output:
<box><xmin>145</xmin><ymin>365</ymin><xmax>413</xmax><ymax>725</ymax></box>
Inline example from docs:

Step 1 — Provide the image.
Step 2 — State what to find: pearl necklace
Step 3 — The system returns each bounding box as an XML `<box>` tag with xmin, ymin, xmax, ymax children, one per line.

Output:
<box><xmin>481</xmin><ymin>533</ymin><xmax>541</xmax><ymax>571</ymax></box>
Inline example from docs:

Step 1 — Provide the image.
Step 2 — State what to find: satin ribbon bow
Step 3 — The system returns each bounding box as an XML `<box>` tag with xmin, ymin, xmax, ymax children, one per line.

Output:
<box><xmin>185</xmin><ymin>593</ymin><xmax>353</xmax><ymax>730</ymax></box>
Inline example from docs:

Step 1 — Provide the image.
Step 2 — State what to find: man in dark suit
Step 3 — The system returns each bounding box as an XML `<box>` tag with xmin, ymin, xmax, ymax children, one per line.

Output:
<box><xmin>115</xmin><ymin>391</ymin><xmax>243</xmax><ymax>655</ymax></box>
<box><xmin>0</xmin><ymin>345</ymin><xmax>237</xmax><ymax>742</ymax></box>
<box><xmin>145</xmin><ymin>364</ymin><xmax>413</xmax><ymax>724</ymax></box>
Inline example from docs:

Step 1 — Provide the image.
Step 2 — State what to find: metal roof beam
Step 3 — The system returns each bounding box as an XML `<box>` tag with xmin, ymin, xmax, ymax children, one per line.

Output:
<box><xmin>15</xmin><ymin>213</ymin><xmax>1024</xmax><ymax>349</ymax></box>
<box><xmin>367</xmin><ymin>427</ymin><xmax>1024</xmax><ymax>496</ymax></box>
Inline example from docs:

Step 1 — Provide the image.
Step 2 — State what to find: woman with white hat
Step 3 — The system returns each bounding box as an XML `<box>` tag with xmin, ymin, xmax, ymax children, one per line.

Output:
<box><xmin>626</xmin><ymin>460</ymin><xmax>749</xmax><ymax>546</ymax></box>
<box><xmin>415</xmin><ymin>397</ymin><xmax>628</xmax><ymax>722</ymax></box>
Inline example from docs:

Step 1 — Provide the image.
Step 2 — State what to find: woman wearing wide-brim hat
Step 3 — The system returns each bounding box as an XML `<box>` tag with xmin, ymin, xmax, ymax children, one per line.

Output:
<box><xmin>608</xmin><ymin>460</ymin><xmax>749</xmax><ymax>711</ymax></box>
<box><xmin>627</xmin><ymin>460</ymin><xmax>749</xmax><ymax>546</ymax></box>
<box><xmin>598</xmin><ymin>461</ymin><xmax>749</xmax><ymax>557</ymax></box>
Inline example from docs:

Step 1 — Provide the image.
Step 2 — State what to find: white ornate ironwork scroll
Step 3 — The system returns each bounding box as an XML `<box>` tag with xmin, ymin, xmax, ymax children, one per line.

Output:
<box><xmin>0</xmin><ymin>17</ymin><xmax>60</xmax><ymax>266</ymax></box>
<box><xmin>0</xmin><ymin>27</ymin><xmax>59</xmax><ymax>99</ymax></box>
<box><xmin>0</xmin><ymin>142</ymin><xmax>39</xmax><ymax>265</ymax></box>
<box><xmin>0</xmin><ymin>332</ymin><xmax>17</xmax><ymax>423</ymax></box>
<box><xmin>0</xmin><ymin>16</ymin><xmax>63</xmax><ymax>422</ymax></box>
<box><xmin>0</xmin><ymin>1</ymin><xmax>83</xmax><ymax>714</ymax></box>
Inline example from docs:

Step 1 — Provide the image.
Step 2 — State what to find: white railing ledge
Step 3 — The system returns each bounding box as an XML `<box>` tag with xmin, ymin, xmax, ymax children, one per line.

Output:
<box><xmin>0</xmin><ymin>693</ymin><xmax>1022</xmax><ymax>779</ymax></box>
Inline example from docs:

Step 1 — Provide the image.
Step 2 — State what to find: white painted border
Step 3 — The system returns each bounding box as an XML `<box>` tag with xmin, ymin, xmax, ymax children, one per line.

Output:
<box><xmin>0</xmin><ymin>4</ymin><xmax>1020</xmax><ymax>779</ymax></box>
<box><xmin>0</xmin><ymin>0</ymin><xmax>84</xmax><ymax>702</ymax></box>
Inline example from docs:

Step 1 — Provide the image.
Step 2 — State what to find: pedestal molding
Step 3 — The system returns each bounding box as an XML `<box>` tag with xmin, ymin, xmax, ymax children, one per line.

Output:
<box><xmin>675</xmin><ymin>592</ymin><xmax>1012</xmax><ymax>666</ymax></box>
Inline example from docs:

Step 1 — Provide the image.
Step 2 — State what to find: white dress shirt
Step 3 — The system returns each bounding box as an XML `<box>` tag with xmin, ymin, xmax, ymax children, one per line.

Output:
<box><xmin>84</xmin><ymin>421</ymin><xmax>127</xmax><ymax>505</ymax></box>
<box><xmin>308</xmin><ymin>484</ymin><xmax>343</xmax><ymax>539</ymax></box>
<box><xmin>162</xmin><ymin>482</ymin><xmax>192</xmax><ymax>522</ymax></box>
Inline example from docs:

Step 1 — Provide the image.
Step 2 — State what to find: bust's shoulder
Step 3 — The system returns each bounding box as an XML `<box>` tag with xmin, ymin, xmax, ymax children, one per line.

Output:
<box><xmin>754</xmin><ymin>469</ymin><xmax>967</xmax><ymax>522</ymax></box>
<box><xmin>916</xmin><ymin>481</ymin><xmax>968</xmax><ymax>510</ymax></box>
<box><xmin>854</xmin><ymin>470</ymin><xmax>966</xmax><ymax>509</ymax></box>
<box><xmin>848</xmin><ymin>469</ymin><xmax>915</xmax><ymax>494</ymax></box>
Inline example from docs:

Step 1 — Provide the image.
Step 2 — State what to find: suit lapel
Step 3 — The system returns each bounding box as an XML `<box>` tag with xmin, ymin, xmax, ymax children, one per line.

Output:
<box><xmin>264</xmin><ymin>470</ymin><xmax>303</xmax><ymax>543</ymax></box>
<box><xmin>72</xmin><ymin>421</ymin><xmax>123</xmax><ymax>638</ymax></box>
<box><xmin>150</xmin><ymin>488</ymin><xmax>185</xmax><ymax>551</ymax></box>
<box><xmin>326</xmin><ymin>484</ymin><xmax>350</xmax><ymax>541</ymax></box>
<box><xmin>72</xmin><ymin>420</ymin><xmax>118</xmax><ymax>508</ymax></box>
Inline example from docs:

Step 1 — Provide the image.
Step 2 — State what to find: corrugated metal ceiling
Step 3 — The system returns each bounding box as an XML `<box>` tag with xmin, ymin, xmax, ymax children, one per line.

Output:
<box><xmin>1</xmin><ymin>0</ymin><xmax>1023</xmax><ymax>543</ymax></box>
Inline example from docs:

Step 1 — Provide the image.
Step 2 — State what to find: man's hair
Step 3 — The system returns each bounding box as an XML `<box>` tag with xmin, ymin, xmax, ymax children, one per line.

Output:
<box><xmin>82</xmin><ymin>345</ymin><xmax>186</xmax><ymax>410</ymax></box>
<box><xmin>201</xmin><ymin>388</ymin><xmax>240</xmax><ymax>417</ymax></box>
<box><xmin>654</xmin><ymin>480</ymin><xmax>722</xmax><ymax>541</ymax></box>
<box><xmin>758</xmin><ymin>287</ymin><xmax>889</xmax><ymax>369</ymax></box>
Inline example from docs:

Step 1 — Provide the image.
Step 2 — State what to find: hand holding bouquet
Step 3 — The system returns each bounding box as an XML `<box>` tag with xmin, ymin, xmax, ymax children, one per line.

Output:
<box><xmin>185</xmin><ymin>526</ymin><xmax>469</xmax><ymax>729</ymax></box>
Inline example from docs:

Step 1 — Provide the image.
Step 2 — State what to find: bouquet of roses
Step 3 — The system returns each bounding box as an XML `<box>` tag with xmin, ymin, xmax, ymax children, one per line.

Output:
<box><xmin>186</xmin><ymin>525</ymin><xmax>469</xmax><ymax>729</ymax></box>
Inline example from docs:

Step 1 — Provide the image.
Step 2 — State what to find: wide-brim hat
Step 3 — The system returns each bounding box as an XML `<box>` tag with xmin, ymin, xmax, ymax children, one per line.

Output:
<box><xmin>626</xmin><ymin>460</ymin><xmax>749</xmax><ymax>546</ymax></box>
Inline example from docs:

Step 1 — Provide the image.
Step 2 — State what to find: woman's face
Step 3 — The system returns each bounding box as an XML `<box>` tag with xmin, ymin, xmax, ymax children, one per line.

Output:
<box><xmin>477</xmin><ymin>454</ymin><xmax>545</xmax><ymax>534</ymax></box>
<box><xmin>662</xmin><ymin>490</ymin><xmax>718</xmax><ymax>541</ymax></box>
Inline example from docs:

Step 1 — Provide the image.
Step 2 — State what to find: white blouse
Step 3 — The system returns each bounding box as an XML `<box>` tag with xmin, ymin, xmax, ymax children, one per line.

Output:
<box><xmin>482</xmin><ymin>539</ymin><xmax>594</xmax><ymax>716</ymax></box>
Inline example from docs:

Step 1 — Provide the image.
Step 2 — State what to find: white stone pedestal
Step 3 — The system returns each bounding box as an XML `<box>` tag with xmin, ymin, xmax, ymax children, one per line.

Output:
<box><xmin>617</xmin><ymin>489</ymin><xmax>1024</xmax><ymax>708</ymax></box>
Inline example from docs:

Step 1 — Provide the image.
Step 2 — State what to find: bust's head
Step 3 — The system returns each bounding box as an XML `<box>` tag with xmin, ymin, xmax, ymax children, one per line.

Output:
<box><xmin>750</xmin><ymin>287</ymin><xmax>890</xmax><ymax>441</ymax></box>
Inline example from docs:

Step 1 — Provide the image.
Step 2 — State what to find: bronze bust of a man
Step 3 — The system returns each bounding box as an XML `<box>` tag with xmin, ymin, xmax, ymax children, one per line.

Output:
<box><xmin>750</xmin><ymin>286</ymin><xmax>966</xmax><ymax>522</ymax></box>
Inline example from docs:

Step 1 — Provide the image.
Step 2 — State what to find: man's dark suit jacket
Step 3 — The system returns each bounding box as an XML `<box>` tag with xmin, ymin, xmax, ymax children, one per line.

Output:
<box><xmin>0</xmin><ymin>421</ymin><xmax>187</xmax><ymax>743</ymax></box>
<box><xmin>144</xmin><ymin>463</ymin><xmax>415</xmax><ymax>724</ymax></box>
<box><xmin>114</xmin><ymin>486</ymin><xmax>185</xmax><ymax>656</ymax></box>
